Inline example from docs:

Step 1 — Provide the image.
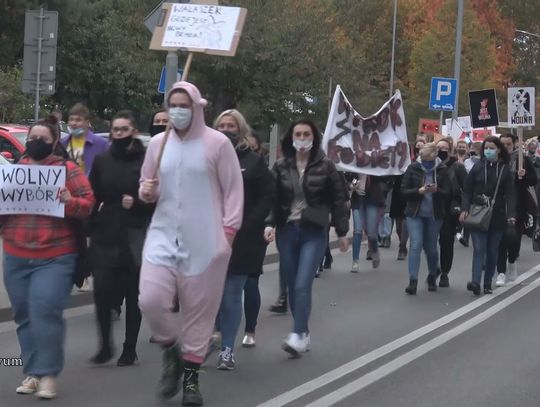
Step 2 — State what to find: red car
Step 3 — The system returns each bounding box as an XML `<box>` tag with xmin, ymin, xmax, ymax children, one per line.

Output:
<box><xmin>0</xmin><ymin>124</ymin><xmax>28</xmax><ymax>162</ymax></box>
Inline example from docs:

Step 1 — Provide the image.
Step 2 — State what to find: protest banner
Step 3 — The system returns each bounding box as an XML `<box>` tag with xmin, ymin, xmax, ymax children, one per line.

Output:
<box><xmin>0</xmin><ymin>165</ymin><xmax>65</xmax><ymax>218</ymax></box>
<box><xmin>323</xmin><ymin>86</ymin><xmax>410</xmax><ymax>176</ymax></box>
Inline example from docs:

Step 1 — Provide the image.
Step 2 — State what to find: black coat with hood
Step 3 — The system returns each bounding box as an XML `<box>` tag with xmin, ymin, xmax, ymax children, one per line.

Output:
<box><xmin>462</xmin><ymin>158</ymin><xmax>516</xmax><ymax>231</ymax></box>
<box><xmin>267</xmin><ymin>130</ymin><xmax>349</xmax><ymax>237</ymax></box>
<box><xmin>227</xmin><ymin>147</ymin><xmax>274</xmax><ymax>276</ymax></box>
<box><xmin>400</xmin><ymin>158</ymin><xmax>452</xmax><ymax>219</ymax></box>
<box><xmin>88</xmin><ymin>138</ymin><xmax>154</xmax><ymax>267</ymax></box>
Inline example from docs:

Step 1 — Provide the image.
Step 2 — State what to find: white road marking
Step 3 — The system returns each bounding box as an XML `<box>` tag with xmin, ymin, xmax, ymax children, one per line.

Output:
<box><xmin>307</xmin><ymin>273</ymin><xmax>540</xmax><ymax>406</ymax></box>
<box><xmin>256</xmin><ymin>265</ymin><xmax>540</xmax><ymax>407</ymax></box>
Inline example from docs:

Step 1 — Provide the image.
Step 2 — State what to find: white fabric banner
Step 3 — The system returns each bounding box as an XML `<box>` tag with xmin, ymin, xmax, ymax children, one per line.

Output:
<box><xmin>0</xmin><ymin>165</ymin><xmax>66</xmax><ymax>218</ymax></box>
<box><xmin>322</xmin><ymin>86</ymin><xmax>410</xmax><ymax>175</ymax></box>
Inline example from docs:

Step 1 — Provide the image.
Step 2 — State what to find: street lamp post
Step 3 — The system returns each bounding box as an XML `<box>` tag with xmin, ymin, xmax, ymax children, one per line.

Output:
<box><xmin>389</xmin><ymin>0</ymin><xmax>398</xmax><ymax>98</ymax></box>
<box><xmin>452</xmin><ymin>0</ymin><xmax>464</xmax><ymax>120</ymax></box>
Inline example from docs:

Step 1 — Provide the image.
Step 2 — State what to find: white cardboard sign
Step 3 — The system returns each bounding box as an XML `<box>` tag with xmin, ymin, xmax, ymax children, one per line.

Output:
<box><xmin>508</xmin><ymin>87</ymin><xmax>535</xmax><ymax>127</ymax></box>
<box><xmin>0</xmin><ymin>165</ymin><xmax>66</xmax><ymax>218</ymax></box>
<box><xmin>161</xmin><ymin>4</ymin><xmax>241</xmax><ymax>51</ymax></box>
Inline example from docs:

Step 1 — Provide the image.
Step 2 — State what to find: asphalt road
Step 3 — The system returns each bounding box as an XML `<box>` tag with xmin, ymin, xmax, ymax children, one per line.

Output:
<box><xmin>1</xmin><ymin>236</ymin><xmax>539</xmax><ymax>407</ymax></box>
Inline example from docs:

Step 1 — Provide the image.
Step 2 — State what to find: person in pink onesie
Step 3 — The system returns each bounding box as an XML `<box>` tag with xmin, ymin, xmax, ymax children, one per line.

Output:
<box><xmin>138</xmin><ymin>81</ymin><xmax>244</xmax><ymax>406</ymax></box>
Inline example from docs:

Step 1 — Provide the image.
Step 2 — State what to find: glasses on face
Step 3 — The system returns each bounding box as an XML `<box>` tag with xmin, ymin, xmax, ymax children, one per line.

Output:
<box><xmin>111</xmin><ymin>126</ymin><xmax>132</xmax><ymax>133</ymax></box>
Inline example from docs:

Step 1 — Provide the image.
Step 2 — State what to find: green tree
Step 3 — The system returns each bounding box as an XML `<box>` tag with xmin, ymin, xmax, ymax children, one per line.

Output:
<box><xmin>0</xmin><ymin>65</ymin><xmax>34</xmax><ymax>122</ymax></box>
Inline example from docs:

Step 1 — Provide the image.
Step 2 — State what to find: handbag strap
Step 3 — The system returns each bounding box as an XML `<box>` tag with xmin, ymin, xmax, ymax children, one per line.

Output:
<box><xmin>490</xmin><ymin>164</ymin><xmax>505</xmax><ymax>206</ymax></box>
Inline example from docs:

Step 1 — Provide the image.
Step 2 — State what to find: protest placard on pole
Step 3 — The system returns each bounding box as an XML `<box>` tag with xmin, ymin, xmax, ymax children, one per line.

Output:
<box><xmin>323</xmin><ymin>86</ymin><xmax>410</xmax><ymax>176</ymax></box>
<box><xmin>0</xmin><ymin>165</ymin><xmax>65</xmax><ymax>218</ymax></box>
<box><xmin>508</xmin><ymin>87</ymin><xmax>535</xmax><ymax>171</ymax></box>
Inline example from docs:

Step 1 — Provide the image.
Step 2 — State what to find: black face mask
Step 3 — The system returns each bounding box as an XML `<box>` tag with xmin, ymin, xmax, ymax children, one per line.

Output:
<box><xmin>469</xmin><ymin>151</ymin><xmax>477</xmax><ymax>157</ymax></box>
<box><xmin>149</xmin><ymin>124</ymin><xmax>167</xmax><ymax>137</ymax></box>
<box><xmin>437</xmin><ymin>151</ymin><xmax>449</xmax><ymax>161</ymax></box>
<box><xmin>221</xmin><ymin>131</ymin><xmax>240</xmax><ymax>148</ymax></box>
<box><xmin>112</xmin><ymin>135</ymin><xmax>133</xmax><ymax>154</ymax></box>
<box><xmin>25</xmin><ymin>139</ymin><xmax>54</xmax><ymax>161</ymax></box>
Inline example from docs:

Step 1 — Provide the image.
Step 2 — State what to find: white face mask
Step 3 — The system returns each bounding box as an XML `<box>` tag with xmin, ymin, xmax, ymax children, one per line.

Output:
<box><xmin>293</xmin><ymin>139</ymin><xmax>313</xmax><ymax>152</ymax></box>
<box><xmin>169</xmin><ymin>107</ymin><xmax>192</xmax><ymax>130</ymax></box>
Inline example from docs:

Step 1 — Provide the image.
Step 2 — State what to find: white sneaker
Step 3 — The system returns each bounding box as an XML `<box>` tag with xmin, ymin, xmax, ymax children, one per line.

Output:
<box><xmin>507</xmin><ymin>263</ymin><xmax>518</xmax><ymax>282</ymax></box>
<box><xmin>77</xmin><ymin>277</ymin><xmax>93</xmax><ymax>292</ymax></box>
<box><xmin>495</xmin><ymin>273</ymin><xmax>506</xmax><ymax>287</ymax></box>
<box><xmin>35</xmin><ymin>376</ymin><xmax>57</xmax><ymax>399</ymax></box>
<box><xmin>351</xmin><ymin>261</ymin><xmax>359</xmax><ymax>273</ymax></box>
<box><xmin>16</xmin><ymin>376</ymin><xmax>40</xmax><ymax>394</ymax></box>
<box><xmin>282</xmin><ymin>333</ymin><xmax>310</xmax><ymax>357</ymax></box>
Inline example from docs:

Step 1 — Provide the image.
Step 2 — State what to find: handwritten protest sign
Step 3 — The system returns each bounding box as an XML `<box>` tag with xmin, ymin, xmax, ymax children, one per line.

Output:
<box><xmin>150</xmin><ymin>3</ymin><xmax>247</xmax><ymax>56</ymax></box>
<box><xmin>0</xmin><ymin>165</ymin><xmax>65</xmax><ymax>218</ymax></box>
<box><xmin>323</xmin><ymin>86</ymin><xmax>411</xmax><ymax>176</ymax></box>
<box><xmin>508</xmin><ymin>87</ymin><xmax>535</xmax><ymax>127</ymax></box>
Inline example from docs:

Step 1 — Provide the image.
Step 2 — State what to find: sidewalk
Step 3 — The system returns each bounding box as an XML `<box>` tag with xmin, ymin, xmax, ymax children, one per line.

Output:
<box><xmin>0</xmin><ymin>227</ymin><xmax>343</xmax><ymax>321</ymax></box>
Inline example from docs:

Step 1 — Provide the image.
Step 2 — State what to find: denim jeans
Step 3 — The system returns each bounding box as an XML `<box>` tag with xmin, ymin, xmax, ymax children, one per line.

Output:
<box><xmin>219</xmin><ymin>274</ymin><xmax>248</xmax><ymax>350</ymax></box>
<box><xmin>378</xmin><ymin>213</ymin><xmax>394</xmax><ymax>238</ymax></box>
<box><xmin>406</xmin><ymin>217</ymin><xmax>443</xmax><ymax>280</ymax></box>
<box><xmin>471</xmin><ymin>230</ymin><xmax>504</xmax><ymax>286</ymax></box>
<box><xmin>3</xmin><ymin>253</ymin><xmax>76</xmax><ymax>377</ymax></box>
<box><xmin>277</xmin><ymin>223</ymin><xmax>327</xmax><ymax>334</ymax></box>
<box><xmin>352</xmin><ymin>202</ymin><xmax>384</xmax><ymax>261</ymax></box>
<box><xmin>243</xmin><ymin>275</ymin><xmax>260</xmax><ymax>334</ymax></box>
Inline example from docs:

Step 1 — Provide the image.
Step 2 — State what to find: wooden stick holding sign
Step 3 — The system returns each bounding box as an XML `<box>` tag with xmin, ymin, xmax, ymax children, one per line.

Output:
<box><xmin>518</xmin><ymin>127</ymin><xmax>524</xmax><ymax>172</ymax></box>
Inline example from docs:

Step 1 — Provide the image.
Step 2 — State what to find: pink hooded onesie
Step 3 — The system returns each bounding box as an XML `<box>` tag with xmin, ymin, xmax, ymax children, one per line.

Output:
<box><xmin>138</xmin><ymin>81</ymin><xmax>244</xmax><ymax>363</ymax></box>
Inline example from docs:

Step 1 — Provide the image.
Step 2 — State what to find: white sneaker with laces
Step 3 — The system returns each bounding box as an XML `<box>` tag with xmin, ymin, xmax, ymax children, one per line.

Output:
<box><xmin>282</xmin><ymin>332</ymin><xmax>310</xmax><ymax>357</ymax></box>
<box><xmin>16</xmin><ymin>376</ymin><xmax>40</xmax><ymax>394</ymax></box>
<box><xmin>351</xmin><ymin>261</ymin><xmax>359</xmax><ymax>273</ymax></box>
<box><xmin>507</xmin><ymin>263</ymin><xmax>518</xmax><ymax>282</ymax></box>
<box><xmin>35</xmin><ymin>376</ymin><xmax>57</xmax><ymax>399</ymax></box>
<box><xmin>495</xmin><ymin>273</ymin><xmax>506</xmax><ymax>287</ymax></box>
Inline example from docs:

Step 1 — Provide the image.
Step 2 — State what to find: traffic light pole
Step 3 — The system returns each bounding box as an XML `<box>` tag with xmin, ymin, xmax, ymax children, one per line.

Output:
<box><xmin>34</xmin><ymin>7</ymin><xmax>44</xmax><ymax>121</ymax></box>
<box><xmin>452</xmin><ymin>0</ymin><xmax>464</xmax><ymax>120</ymax></box>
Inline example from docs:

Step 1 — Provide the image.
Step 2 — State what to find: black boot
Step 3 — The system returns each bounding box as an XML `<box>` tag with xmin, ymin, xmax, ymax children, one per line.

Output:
<box><xmin>405</xmin><ymin>279</ymin><xmax>418</xmax><ymax>295</ymax></box>
<box><xmin>483</xmin><ymin>283</ymin><xmax>493</xmax><ymax>295</ymax></box>
<box><xmin>157</xmin><ymin>343</ymin><xmax>183</xmax><ymax>400</ymax></box>
<box><xmin>182</xmin><ymin>362</ymin><xmax>203</xmax><ymax>406</ymax></box>
<box><xmin>269</xmin><ymin>295</ymin><xmax>287</xmax><ymax>314</ymax></box>
<box><xmin>89</xmin><ymin>346</ymin><xmax>113</xmax><ymax>364</ymax></box>
<box><xmin>427</xmin><ymin>274</ymin><xmax>437</xmax><ymax>292</ymax></box>
<box><xmin>467</xmin><ymin>281</ymin><xmax>481</xmax><ymax>296</ymax></box>
<box><xmin>117</xmin><ymin>343</ymin><xmax>138</xmax><ymax>366</ymax></box>
<box><xmin>439</xmin><ymin>273</ymin><xmax>449</xmax><ymax>288</ymax></box>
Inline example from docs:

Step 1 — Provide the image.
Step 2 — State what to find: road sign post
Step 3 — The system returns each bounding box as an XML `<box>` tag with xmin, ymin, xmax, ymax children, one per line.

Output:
<box><xmin>22</xmin><ymin>8</ymin><xmax>58</xmax><ymax>121</ymax></box>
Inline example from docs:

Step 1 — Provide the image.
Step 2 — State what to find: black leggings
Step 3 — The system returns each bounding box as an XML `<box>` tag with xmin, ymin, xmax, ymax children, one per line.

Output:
<box><xmin>244</xmin><ymin>275</ymin><xmax>261</xmax><ymax>333</ymax></box>
<box><xmin>439</xmin><ymin>213</ymin><xmax>459</xmax><ymax>274</ymax></box>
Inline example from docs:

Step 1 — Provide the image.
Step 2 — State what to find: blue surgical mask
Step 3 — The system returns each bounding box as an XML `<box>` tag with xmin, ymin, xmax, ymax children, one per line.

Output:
<box><xmin>70</xmin><ymin>127</ymin><xmax>85</xmax><ymax>137</ymax></box>
<box><xmin>422</xmin><ymin>160</ymin><xmax>435</xmax><ymax>170</ymax></box>
<box><xmin>484</xmin><ymin>149</ymin><xmax>497</xmax><ymax>161</ymax></box>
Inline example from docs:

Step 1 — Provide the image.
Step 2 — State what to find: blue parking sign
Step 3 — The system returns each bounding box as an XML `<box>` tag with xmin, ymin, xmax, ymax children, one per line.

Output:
<box><xmin>157</xmin><ymin>66</ymin><xmax>184</xmax><ymax>94</ymax></box>
<box><xmin>429</xmin><ymin>77</ymin><xmax>457</xmax><ymax>112</ymax></box>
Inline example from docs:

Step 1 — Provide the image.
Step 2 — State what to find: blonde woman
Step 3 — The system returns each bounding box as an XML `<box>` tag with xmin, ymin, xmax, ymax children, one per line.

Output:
<box><xmin>212</xmin><ymin>109</ymin><xmax>274</xmax><ymax>370</ymax></box>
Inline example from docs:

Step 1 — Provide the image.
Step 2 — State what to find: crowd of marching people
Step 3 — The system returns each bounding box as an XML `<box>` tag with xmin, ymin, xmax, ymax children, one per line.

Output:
<box><xmin>4</xmin><ymin>80</ymin><xmax>540</xmax><ymax>406</ymax></box>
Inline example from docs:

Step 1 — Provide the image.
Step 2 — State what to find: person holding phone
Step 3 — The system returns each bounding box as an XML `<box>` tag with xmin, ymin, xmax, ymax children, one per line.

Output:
<box><xmin>401</xmin><ymin>143</ymin><xmax>451</xmax><ymax>294</ymax></box>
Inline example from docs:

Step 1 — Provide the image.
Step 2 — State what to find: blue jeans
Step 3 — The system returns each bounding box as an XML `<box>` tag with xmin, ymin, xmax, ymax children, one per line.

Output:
<box><xmin>406</xmin><ymin>217</ymin><xmax>443</xmax><ymax>280</ymax></box>
<box><xmin>3</xmin><ymin>253</ymin><xmax>76</xmax><ymax>377</ymax></box>
<box><xmin>352</xmin><ymin>202</ymin><xmax>384</xmax><ymax>261</ymax></box>
<box><xmin>471</xmin><ymin>230</ymin><xmax>504</xmax><ymax>286</ymax></box>
<box><xmin>244</xmin><ymin>275</ymin><xmax>260</xmax><ymax>333</ymax></box>
<box><xmin>219</xmin><ymin>274</ymin><xmax>248</xmax><ymax>350</ymax></box>
<box><xmin>277</xmin><ymin>223</ymin><xmax>327</xmax><ymax>334</ymax></box>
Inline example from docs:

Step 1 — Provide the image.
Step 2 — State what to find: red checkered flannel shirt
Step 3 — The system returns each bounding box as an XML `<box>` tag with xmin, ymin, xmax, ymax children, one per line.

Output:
<box><xmin>1</xmin><ymin>156</ymin><xmax>95</xmax><ymax>259</ymax></box>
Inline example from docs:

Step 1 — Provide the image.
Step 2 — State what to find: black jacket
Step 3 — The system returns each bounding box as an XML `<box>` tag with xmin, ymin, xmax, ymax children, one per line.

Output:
<box><xmin>344</xmin><ymin>173</ymin><xmax>392</xmax><ymax>209</ymax></box>
<box><xmin>462</xmin><ymin>159</ymin><xmax>516</xmax><ymax>231</ymax></box>
<box><xmin>445</xmin><ymin>157</ymin><xmax>467</xmax><ymax>213</ymax></box>
<box><xmin>88</xmin><ymin>139</ymin><xmax>154</xmax><ymax>265</ymax></box>
<box><xmin>268</xmin><ymin>149</ymin><xmax>349</xmax><ymax>237</ymax></box>
<box><xmin>509</xmin><ymin>151</ymin><xmax>538</xmax><ymax>220</ymax></box>
<box><xmin>400</xmin><ymin>159</ymin><xmax>452</xmax><ymax>219</ymax></box>
<box><xmin>228</xmin><ymin>148</ymin><xmax>274</xmax><ymax>276</ymax></box>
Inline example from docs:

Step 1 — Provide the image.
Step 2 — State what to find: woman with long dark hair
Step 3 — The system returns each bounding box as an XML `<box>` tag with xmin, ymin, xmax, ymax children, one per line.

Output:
<box><xmin>264</xmin><ymin>119</ymin><xmax>349</xmax><ymax>356</ymax></box>
<box><xmin>460</xmin><ymin>136</ymin><xmax>516</xmax><ymax>295</ymax></box>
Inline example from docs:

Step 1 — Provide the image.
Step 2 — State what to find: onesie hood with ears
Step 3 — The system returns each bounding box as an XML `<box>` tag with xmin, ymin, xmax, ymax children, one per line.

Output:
<box><xmin>166</xmin><ymin>81</ymin><xmax>208</xmax><ymax>138</ymax></box>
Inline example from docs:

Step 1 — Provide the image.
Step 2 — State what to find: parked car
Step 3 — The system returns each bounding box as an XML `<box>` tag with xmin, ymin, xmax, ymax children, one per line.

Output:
<box><xmin>0</xmin><ymin>124</ymin><xmax>28</xmax><ymax>162</ymax></box>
